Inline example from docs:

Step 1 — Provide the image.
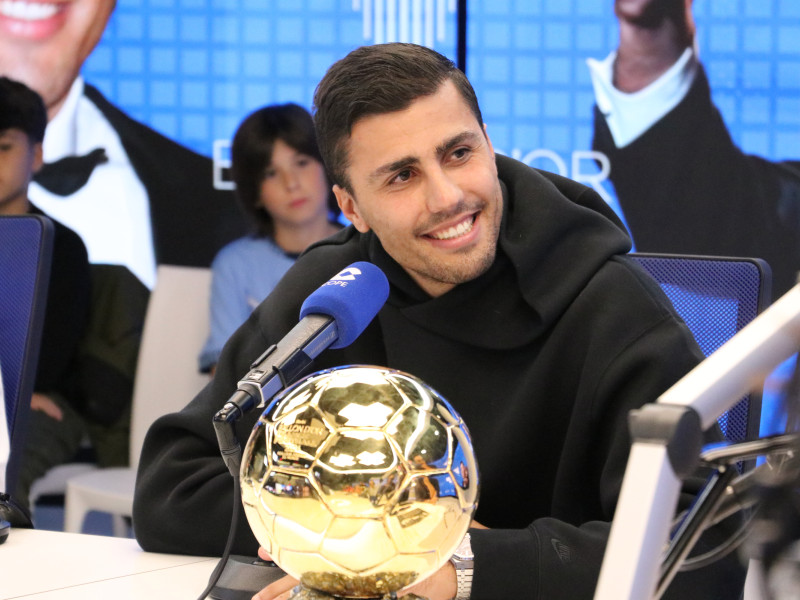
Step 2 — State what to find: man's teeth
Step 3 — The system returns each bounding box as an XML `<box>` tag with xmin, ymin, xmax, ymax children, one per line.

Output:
<box><xmin>0</xmin><ymin>0</ymin><xmax>59</xmax><ymax>21</ymax></box>
<box><xmin>430</xmin><ymin>217</ymin><xmax>474</xmax><ymax>240</ymax></box>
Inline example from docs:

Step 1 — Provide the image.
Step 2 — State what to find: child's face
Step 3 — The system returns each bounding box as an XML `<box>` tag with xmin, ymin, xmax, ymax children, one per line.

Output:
<box><xmin>0</xmin><ymin>128</ymin><xmax>42</xmax><ymax>214</ymax></box>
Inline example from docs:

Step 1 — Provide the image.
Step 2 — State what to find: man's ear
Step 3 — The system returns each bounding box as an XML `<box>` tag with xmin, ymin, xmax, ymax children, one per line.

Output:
<box><xmin>334</xmin><ymin>184</ymin><xmax>370</xmax><ymax>233</ymax></box>
<box><xmin>483</xmin><ymin>123</ymin><xmax>495</xmax><ymax>160</ymax></box>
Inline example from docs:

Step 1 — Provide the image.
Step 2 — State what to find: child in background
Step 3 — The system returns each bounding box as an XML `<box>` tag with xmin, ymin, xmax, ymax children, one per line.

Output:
<box><xmin>199</xmin><ymin>103</ymin><xmax>341</xmax><ymax>374</ymax></box>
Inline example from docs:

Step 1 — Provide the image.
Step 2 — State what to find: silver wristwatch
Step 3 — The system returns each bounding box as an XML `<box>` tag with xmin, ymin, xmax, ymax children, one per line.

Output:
<box><xmin>450</xmin><ymin>532</ymin><xmax>474</xmax><ymax>600</ymax></box>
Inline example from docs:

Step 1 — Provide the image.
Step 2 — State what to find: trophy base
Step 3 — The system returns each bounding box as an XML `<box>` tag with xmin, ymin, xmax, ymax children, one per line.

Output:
<box><xmin>288</xmin><ymin>584</ymin><xmax>426</xmax><ymax>600</ymax></box>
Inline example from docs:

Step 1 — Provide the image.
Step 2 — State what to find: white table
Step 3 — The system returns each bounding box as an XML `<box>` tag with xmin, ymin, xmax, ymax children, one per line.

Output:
<box><xmin>0</xmin><ymin>528</ymin><xmax>218</xmax><ymax>599</ymax></box>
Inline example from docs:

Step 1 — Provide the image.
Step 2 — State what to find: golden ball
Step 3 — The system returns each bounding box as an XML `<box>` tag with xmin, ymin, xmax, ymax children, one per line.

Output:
<box><xmin>240</xmin><ymin>365</ymin><xmax>479</xmax><ymax>598</ymax></box>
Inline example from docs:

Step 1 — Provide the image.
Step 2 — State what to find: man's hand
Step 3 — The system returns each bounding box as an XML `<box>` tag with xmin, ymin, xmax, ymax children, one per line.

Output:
<box><xmin>401</xmin><ymin>561</ymin><xmax>457</xmax><ymax>600</ymax></box>
<box><xmin>613</xmin><ymin>0</ymin><xmax>695</xmax><ymax>92</ymax></box>
<box><xmin>251</xmin><ymin>548</ymin><xmax>297</xmax><ymax>600</ymax></box>
<box><xmin>31</xmin><ymin>392</ymin><xmax>63</xmax><ymax>421</ymax></box>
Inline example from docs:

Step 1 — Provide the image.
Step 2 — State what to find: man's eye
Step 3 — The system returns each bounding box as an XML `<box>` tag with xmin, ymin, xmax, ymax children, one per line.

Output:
<box><xmin>452</xmin><ymin>147</ymin><xmax>470</xmax><ymax>160</ymax></box>
<box><xmin>392</xmin><ymin>169</ymin><xmax>412</xmax><ymax>184</ymax></box>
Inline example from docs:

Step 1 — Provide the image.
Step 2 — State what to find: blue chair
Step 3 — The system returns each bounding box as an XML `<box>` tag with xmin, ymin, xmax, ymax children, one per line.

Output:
<box><xmin>1</xmin><ymin>215</ymin><xmax>54</xmax><ymax>496</ymax></box>
<box><xmin>630</xmin><ymin>253</ymin><xmax>772</xmax><ymax>449</ymax></box>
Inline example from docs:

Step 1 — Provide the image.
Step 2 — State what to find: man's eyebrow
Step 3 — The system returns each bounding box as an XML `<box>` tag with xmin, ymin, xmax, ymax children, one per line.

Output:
<box><xmin>368</xmin><ymin>130</ymin><xmax>483</xmax><ymax>185</ymax></box>
<box><xmin>435</xmin><ymin>131</ymin><xmax>481</xmax><ymax>158</ymax></box>
<box><xmin>368</xmin><ymin>155</ymin><xmax>419</xmax><ymax>185</ymax></box>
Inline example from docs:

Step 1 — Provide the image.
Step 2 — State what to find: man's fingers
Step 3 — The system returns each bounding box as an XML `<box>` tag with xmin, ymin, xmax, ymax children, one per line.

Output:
<box><xmin>257</xmin><ymin>547</ymin><xmax>273</xmax><ymax>562</ymax></box>
<box><xmin>251</xmin><ymin>574</ymin><xmax>298</xmax><ymax>600</ymax></box>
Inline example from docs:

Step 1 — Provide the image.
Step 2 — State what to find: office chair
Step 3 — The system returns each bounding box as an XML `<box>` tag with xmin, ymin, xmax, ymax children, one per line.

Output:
<box><xmin>0</xmin><ymin>215</ymin><xmax>54</xmax><ymax>496</ymax></box>
<box><xmin>63</xmin><ymin>265</ymin><xmax>212</xmax><ymax>535</ymax></box>
<box><xmin>630</xmin><ymin>253</ymin><xmax>772</xmax><ymax>449</ymax></box>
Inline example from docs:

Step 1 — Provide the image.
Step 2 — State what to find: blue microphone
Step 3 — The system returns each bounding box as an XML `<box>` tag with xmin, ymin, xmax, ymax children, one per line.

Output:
<box><xmin>215</xmin><ymin>262</ymin><xmax>389</xmax><ymax>424</ymax></box>
<box><xmin>299</xmin><ymin>261</ymin><xmax>389</xmax><ymax>349</ymax></box>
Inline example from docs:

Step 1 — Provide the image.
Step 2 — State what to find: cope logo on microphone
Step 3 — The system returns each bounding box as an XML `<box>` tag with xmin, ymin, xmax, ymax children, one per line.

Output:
<box><xmin>325</xmin><ymin>266</ymin><xmax>361</xmax><ymax>287</ymax></box>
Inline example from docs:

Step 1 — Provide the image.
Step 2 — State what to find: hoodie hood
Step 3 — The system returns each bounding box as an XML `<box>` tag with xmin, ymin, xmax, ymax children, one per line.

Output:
<box><xmin>498</xmin><ymin>154</ymin><xmax>631</xmax><ymax>325</ymax></box>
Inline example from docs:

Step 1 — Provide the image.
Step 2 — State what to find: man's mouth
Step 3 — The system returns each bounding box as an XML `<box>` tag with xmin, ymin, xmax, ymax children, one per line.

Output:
<box><xmin>0</xmin><ymin>0</ymin><xmax>60</xmax><ymax>21</ymax></box>
<box><xmin>426</xmin><ymin>214</ymin><xmax>477</xmax><ymax>240</ymax></box>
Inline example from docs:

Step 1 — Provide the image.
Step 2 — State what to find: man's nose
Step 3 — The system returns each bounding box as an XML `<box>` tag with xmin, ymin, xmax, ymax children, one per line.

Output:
<box><xmin>425</xmin><ymin>168</ymin><xmax>463</xmax><ymax>213</ymax></box>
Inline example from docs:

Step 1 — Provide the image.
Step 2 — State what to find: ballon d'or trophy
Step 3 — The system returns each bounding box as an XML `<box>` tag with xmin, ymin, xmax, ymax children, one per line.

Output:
<box><xmin>240</xmin><ymin>365</ymin><xmax>479</xmax><ymax>600</ymax></box>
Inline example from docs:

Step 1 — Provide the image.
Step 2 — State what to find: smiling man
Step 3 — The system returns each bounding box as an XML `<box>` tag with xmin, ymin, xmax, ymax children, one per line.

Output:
<box><xmin>134</xmin><ymin>43</ymin><xmax>745</xmax><ymax>599</ymax></box>
<box><xmin>0</xmin><ymin>0</ymin><xmax>243</xmax><ymax>287</ymax></box>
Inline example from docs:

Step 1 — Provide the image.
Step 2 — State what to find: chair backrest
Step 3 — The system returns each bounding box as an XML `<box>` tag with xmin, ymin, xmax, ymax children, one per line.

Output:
<box><xmin>0</xmin><ymin>215</ymin><xmax>54</xmax><ymax>493</ymax></box>
<box><xmin>129</xmin><ymin>265</ymin><xmax>212</xmax><ymax>470</ymax></box>
<box><xmin>630</xmin><ymin>253</ymin><xmax>772</xmax><ymax>446</ymax></box>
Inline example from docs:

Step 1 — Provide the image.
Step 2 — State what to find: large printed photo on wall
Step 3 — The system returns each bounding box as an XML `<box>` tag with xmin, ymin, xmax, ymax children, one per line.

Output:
<box><xmin>590</xmin><ymin>0</ymin><xmax>800</xmax><ymax>300</ymax></box>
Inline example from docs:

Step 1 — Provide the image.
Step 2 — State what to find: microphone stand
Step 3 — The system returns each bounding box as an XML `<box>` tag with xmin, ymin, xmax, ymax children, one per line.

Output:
<box><xmin>595</xmin><ymin>282</ymin><xmax>800</xmax><ymax>600</ymax></box>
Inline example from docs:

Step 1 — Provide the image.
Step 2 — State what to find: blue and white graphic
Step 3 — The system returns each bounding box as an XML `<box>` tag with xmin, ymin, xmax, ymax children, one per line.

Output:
<box><xmin>353</xmin><ymin>0</ymin><xmax>456</xmax><ymax>46</ymax></box>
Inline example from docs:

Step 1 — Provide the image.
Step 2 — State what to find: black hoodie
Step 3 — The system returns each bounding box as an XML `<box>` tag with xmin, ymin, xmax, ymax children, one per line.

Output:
<box><xmin>134</xmin><ymin>155</ymin><xmax>745</xmax><ymax>598</ymax></box>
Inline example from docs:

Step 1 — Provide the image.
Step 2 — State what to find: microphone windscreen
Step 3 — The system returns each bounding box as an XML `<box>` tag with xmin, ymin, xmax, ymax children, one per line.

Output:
<box><xmin>299</xmin><ymin>262</ymin><xmax>389</xmax><ymax>348</ymax></box>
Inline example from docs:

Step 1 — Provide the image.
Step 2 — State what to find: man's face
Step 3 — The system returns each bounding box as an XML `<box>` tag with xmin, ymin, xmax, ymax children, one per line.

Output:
<box><xmin>0</xmin><ymin>129</ymin><xmax>42</xmax><ymax>214</ymax></box>
<box><xmin>0</xmin><ymin>0</ymin><xmax>116</xmax><ymax>118</ymax></box>
<box><xmin>334</xmin><ymin>80</ymin><xmax>503</xmax><ymax>298</ymax></box>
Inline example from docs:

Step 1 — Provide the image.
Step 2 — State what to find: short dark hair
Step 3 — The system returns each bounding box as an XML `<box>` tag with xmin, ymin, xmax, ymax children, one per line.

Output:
<box><xmin>313</xmin><ymin>43</ymin><xmax>483</xmax><ymax>193</ymax></box>
<box><xmin>0</xmin><ymin>76</ymin><xmax>47</xmax><ymax>143</ymax></box>
<box><xmin>231</xmin><ymin>102</ymin><xmax>339</xmax><ymax>237</ymax></box>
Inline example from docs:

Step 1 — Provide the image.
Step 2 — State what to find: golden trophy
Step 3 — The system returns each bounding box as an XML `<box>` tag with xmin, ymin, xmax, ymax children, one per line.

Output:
<box><xmin>240</xmin><ymin>365</ymin><xmax>479</xmax><ymax>600</ymax></box>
